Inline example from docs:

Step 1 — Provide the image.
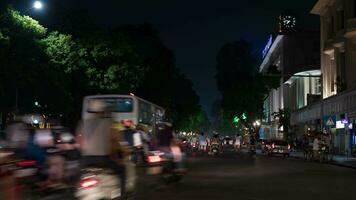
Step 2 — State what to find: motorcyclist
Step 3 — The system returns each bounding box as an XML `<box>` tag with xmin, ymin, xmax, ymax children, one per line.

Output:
<box><xmin>77</xmin><ymin>100</ymin><xmax>126</xmax><ymax>197</ymax></box>
<box><xmin>210</xmin><ymin>132</ymin><xmax>221</xmax><ymax>153</ymax></box>
<box><xmin>249</xmin><ymin>134</ymin><xmax>256</xmax><ymax>154</ymax></box>
<box><xmin>118</xmin><ymin>119</ymin><xmax>137</xmax><ymax>194</ymax></box>
<box><xmin>135</xmin><ymin>124</ymin><xmax>150</xmax><ymax>163</ymax></box>
<box><xmin>234</xmin><ymin>134</ymin><xmax>241</xmax><ymax>151</ymax></box>
<box><xmin>190</xmin><ymin>134</ymin><xmax>198</xmax><ymax>149</ymax></box>
<box><xmin>198</xmin><ymin>132</ymin><xmax>207</xmax><ymax>152</ymax></box>
<box><xmin>156</xmin><ymin>122</ymin><xmax>185</xmax><ymax>171</ymax></box>
<box><xmin>53</xmin><ymin>127</ymin><xmax>81</xmax><ymax>183</ymax></box>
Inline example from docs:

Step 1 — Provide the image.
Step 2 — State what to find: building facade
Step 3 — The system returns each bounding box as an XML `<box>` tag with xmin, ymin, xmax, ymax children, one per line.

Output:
<box><xmin>291</xmin><ymin>0</ymin><xmax>356</xmax><ymax>156</ymax></box>
<box><xmin>260</xmin><ymin>30</ymin><xmax>320</xmax><ymax>140</ymax></box>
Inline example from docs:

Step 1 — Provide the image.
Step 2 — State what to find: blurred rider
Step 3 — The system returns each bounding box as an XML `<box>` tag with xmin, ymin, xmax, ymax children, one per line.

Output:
<box><xmin>77</xmin><ymin>100</ymin><xmax>126</xmax><ymax>197</ymax></box>
<box><xmin>156</xmin><ymin>122</ymin><xmax>185</xmax><ymax>171</ymax></box>
<box><xmin>234</xmin><ymin>134</ymin><xmax>241</xmax><ymax>151</ymax></box>
<box><xmin>118</xmin><ymin>119</ymin><xmax>137</xmax><ymax>194</ymax></box>
<box><xmin>198</xmin><ymin>132</ymin><xmax>207</xmax><ymax>152</ymax></box>
<box><xmin>190</xmin><ymin>134</ymin><xmax>198</xmax><ymax>148</ymax></box>
<box><xmin>210</xmin><ymin>132</ymin><xmax>221</xmax><ymax>153</ymax></box>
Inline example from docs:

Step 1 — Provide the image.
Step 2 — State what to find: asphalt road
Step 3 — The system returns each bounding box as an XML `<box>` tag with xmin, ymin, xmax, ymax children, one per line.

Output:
<box><xmin>136</xmin><ymin>148</ymin><xmax>356</xmax><ymax>200</ymax></box>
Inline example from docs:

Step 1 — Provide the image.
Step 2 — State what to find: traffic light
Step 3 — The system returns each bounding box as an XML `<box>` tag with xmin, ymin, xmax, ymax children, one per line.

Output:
<box><xmin>242</xmin><ymin>112</ymin><xmax>247</xmax><ymax>120</ymax></box>
<box><xmin>233</xmin><ymin>116</ymin><xmax>240</xmax><ymax>123</ymax></box>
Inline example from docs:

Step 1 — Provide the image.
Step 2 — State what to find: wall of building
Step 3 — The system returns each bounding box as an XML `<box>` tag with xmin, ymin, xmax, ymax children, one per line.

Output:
<box><xmin>319</xmin><ymin>0</ymin><xmax>356</xmax><ymax>98</ymax></box>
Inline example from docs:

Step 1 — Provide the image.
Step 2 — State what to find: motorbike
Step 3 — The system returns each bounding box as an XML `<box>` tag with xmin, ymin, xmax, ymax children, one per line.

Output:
<box><xmin>189</xmin><ymin>142</ymin><xmax>199</xmax><ymax>156</ymax></box>
<box><xmin>75</xmin><ymin>167</ymin><xmax>122</xmax><ymax>200</ymax></box>
<box><xmin>249</xmin><ymin>145</ymin><xmax>256</xmax><ymax>156</ymax></box>
<box><xmin>210</xmin><ymin>143</ymin><xmax>220</xmax><ymax>156</ymax></box>
<box><xmin>132</xmin><ymin>146</ymin><xmax>146</xmax><ymax>167</ymax></box>
<box><xmin>317</xmin><ymin>144</ymin><xmax>330</xmax><ymax>163</ymax></box>
<box><xmin>146</xmin><ymin>149</ymin><xmax>186</xmax><ymax>184</ymax></box>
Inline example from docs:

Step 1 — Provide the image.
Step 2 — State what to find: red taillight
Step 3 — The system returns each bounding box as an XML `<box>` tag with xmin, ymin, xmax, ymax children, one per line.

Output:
<box><xmin>147</xmin><ymin>155</ymin><xmax>161</xmax><ymax>163</ymax></box>
<box><xmin>272</xmin><ymin>143</ymin><xmax>275</xmax><ymax>149</ymax></box>
<box><xmin>288</xmin><ymin>144</ymin><xmax>291</xmax><ymax>150</ymax></box>
<box><xmin>80</xmin><ymin>178</ymin><xmax>99</xmax><ymax>188</ymax></box>
<box><xmin>16</xmin><ymin>160</ymin><xmax>37</xmax><ymax>167</ymax></box>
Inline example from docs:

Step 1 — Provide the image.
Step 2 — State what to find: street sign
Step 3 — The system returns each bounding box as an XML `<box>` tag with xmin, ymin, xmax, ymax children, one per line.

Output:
<box><xmin>323</xmin><ymin>115</ymin><xmax>336</xmax><ymax>127</ymax></box>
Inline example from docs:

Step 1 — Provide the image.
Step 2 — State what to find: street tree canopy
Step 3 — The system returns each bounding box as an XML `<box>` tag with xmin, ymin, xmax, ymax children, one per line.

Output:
<box><xmin>215</xmin><ymin>40</ymin><xmax>280</xmax><ymax>131</ymax></box>
<box><xmin>0</xmin><ymin>7</ymin><xmax>209</xmax><ymax>131</ymax></box>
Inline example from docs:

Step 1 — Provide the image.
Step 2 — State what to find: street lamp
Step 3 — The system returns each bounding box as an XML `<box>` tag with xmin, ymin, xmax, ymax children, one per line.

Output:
<box><xmin>33</xmin><ymin>1</ymin><xmax>43</xmax><ymax>9</ymax></box>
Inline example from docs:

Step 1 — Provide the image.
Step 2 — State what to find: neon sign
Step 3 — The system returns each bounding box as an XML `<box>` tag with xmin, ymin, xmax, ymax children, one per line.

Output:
<box><xmin>262</xmin><ymin>35</ymin><xmax>273</xmax><ymax>58</ymax></box>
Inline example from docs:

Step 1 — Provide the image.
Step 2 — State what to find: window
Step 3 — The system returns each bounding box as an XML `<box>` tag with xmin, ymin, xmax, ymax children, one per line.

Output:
<box><xmin>87</xmin><ymin>97</ymin><xmax>133</xmax><ymax>113</ymax></box>
<box><xmin>340</xmin><ymin>52</ymin><xmax>346</xmax><ymax>83</ymax></box>
<box><xmin>138</xmin><ymin>100</ymin><xmax>152</xmax><ymax>125</ymax></box>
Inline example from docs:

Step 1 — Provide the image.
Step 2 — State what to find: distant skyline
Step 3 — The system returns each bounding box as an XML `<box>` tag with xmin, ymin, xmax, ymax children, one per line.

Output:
<box><xmin>8</xmin><ymin>0</ymin><xmax>319</xmax><ymax>118</ymax></box>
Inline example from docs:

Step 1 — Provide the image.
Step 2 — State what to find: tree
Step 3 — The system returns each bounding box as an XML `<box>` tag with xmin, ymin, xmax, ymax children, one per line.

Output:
<box><xmin>121</xmin><ymin>24</ymin><xmax>207</xmax><ymax>131</ymax></box>
<box><xmin>0</xmin><ymin>8</ymin><xmax>48</xmax><ymax>125</ymax></box>
<box><xmin>0</xmin><ymin>7</ymin><xmax>207</xmax><ymax>131</ymax></box>
<box><xmin>215</xmin><ymin>40</ymin><xmax>280</xmax><ymax>132</ymax></box>
<box><xmin>215</xmin><ymin>40</ymin><xmax>259</xmax><ymax>128</ymax></box>
<box><xmin>273</xmin><ymin>108</ymin><xmax>292</xmax><ymax>141</ymax></box>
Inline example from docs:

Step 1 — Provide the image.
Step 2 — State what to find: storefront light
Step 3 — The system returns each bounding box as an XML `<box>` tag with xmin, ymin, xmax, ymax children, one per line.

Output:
<box><xmin>341</xmin><ymin>118</ymin><xmax>349</xmax><ymax>124</ymax></box>
<box><xmin>336</xmin><ymin>120</ymin><xmax>345</xmax><ymax>129</ymax></box>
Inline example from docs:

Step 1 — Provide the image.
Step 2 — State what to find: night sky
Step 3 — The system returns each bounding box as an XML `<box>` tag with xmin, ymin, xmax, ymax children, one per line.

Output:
<box><xmin>8</xmin><ymin>0</ymin><xmax>319</xmax><ymax>117</ymax></box>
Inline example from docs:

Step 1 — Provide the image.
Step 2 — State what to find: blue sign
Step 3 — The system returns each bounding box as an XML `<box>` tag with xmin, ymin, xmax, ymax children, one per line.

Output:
<box><xmin>341</xmin><ymin>118</ymin><xmax>349</xmax><ymax>124</ymax></box>
<box><xmin>262</xmin><ymin>35</ymin><xmax>273</xmax><ymax>58</ymax></box>
<box><xmin>323</xmin><ymin>115</ymin><xmax>336</xmax><ymax>127</ymax></box>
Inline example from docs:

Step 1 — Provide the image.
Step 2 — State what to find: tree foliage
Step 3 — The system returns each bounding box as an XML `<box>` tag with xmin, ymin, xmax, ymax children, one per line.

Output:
<box><xmin>215</xmin><ymin>40</ymin><xmax>280</xmax><ymax>131</ymax></box>
<box><xmin>0</xmin><ymin>7</ymin><xmax>209</xmax><ymax>131</ymax></box>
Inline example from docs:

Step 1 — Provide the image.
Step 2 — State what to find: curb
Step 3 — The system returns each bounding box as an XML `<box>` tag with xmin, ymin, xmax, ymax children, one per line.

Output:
<box><xmin>289</xmin><ymin>153</ymin><xmax>356</xmax><ymax>170</ymax></box>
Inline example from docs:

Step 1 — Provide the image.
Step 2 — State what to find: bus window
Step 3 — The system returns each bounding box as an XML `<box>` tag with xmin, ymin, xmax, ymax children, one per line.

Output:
<box><xmin>138</xmin><ymin>100</ymin><xmax>152</xmax><ymax>125</ymax></box>
<box><xmin>87</xmin><ymin>98</ymin><xmax>133</xmax><ymax>113</ymax></box>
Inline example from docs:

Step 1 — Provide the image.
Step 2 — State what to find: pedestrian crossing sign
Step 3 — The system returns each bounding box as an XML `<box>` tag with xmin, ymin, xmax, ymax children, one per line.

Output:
<box><xmin>326</xmin><ymin>117</ymin><xmax>335</xmax><ymax>126</ymax></box>
<box><xmin>323</xmin><ymin>115</ymin><xmax>336</xmax><ymax>127</ymax></box>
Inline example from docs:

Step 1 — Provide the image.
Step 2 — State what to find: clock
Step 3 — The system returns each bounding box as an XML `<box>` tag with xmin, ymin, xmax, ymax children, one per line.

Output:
<box><xmin>279</xmin><ymin>13</ymin><xmax>296</xmax><ymax>32</ymax></box>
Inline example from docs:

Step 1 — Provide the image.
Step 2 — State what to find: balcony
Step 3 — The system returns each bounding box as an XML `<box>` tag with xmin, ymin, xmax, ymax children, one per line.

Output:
<box><xmin>291</xmin><ymin>89</ymin><xmax>356</xmax><ymax>125</ymax></box>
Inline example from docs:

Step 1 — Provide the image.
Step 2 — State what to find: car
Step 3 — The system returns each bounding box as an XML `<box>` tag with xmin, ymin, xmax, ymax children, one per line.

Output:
<box><xmin>257</xmin><ymin>139</ymin><xmax>268</xmax><ymax>149</ymax></box>
<box><xmin>261</xmin><ymin>140</ymin><xmax>272</xmax><ymax>153</ymax></box>
<box><xmin>267</xmin><ymin>140</ymin><xmax>291</xmax><ymax>157</ymax></box>
<box><xmin>223</xmin><ymin>136</ymin><xmax>233</xmax><ymax>146</ymax></box>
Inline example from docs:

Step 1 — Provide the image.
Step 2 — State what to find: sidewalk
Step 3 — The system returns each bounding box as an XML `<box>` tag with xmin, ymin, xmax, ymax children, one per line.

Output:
<box><xmin>290</xmin><ymin>151</ymin><xmax>356</xmax><ymax>169</ymax></box>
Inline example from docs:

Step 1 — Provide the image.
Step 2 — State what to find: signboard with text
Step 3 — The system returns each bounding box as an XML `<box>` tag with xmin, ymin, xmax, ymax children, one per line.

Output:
<box><xmin>262</xmin><ymin>35</ymin><xmax>273</xmax><ymax>58</ymax></box>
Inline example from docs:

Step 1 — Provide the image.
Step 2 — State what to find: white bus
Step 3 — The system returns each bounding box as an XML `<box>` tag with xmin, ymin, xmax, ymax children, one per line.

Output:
<box><xmin>82</xmin><ymin>94</ymin><xmax>165</xmax><ymax>132</ymax></box>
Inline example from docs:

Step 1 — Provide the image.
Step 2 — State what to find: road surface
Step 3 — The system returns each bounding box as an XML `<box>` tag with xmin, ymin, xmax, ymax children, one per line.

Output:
<box><xmin>136</xmin><ymin>149</ymin><xmax>356</xmax><ymax>200</ymax></box>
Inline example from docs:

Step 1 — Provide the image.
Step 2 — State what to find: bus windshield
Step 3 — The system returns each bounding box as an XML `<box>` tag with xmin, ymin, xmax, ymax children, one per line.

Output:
<box><xmin>87</xmin><ymin>97</ymin><xmax>134</xmax><ymax>113</ymax></box>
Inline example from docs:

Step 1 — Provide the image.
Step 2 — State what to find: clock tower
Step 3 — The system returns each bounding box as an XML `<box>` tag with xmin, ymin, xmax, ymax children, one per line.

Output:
<box><xmin>279</xmin><ymin>10</ymin><xmax>296</xmax><ymax>33</ymax></box>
